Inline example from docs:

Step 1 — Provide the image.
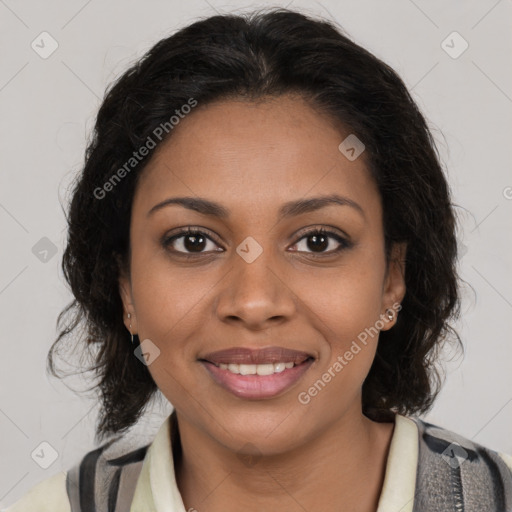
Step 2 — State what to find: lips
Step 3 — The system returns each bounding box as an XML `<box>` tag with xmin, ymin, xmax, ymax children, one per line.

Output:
<box><xmin>200</xmin><ymin>346</ymin><xmax>313</xmax><ymax>365</ymax></box>
<box><xmin>199</xmin><ymin>346</ymin><xmax>315</xmax><ymax>400</ymax></box>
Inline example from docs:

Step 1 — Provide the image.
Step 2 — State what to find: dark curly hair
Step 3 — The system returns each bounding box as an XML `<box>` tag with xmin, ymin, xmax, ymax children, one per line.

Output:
<box><xmin>48</xmin><ymin>7</ymin><xmax>463</xmax><ymax>444</ymax></box>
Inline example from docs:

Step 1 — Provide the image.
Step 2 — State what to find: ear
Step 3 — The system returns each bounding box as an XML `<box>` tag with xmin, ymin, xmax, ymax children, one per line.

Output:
<box><xmin>380</xmin><ymin>242</ymin><xmax>407</xmax><ymax>331</ymax></box>
<box><xmin>116</xmin><ymin>254</ymin><xmax>138</xmax><ymax>334</ymax></box>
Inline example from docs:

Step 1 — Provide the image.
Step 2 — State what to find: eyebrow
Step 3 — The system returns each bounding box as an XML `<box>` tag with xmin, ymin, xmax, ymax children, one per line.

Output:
<box><xmin>147</xmin><ymin>194</ymin><xmax>366</xmax><ymax>221</ymax></box>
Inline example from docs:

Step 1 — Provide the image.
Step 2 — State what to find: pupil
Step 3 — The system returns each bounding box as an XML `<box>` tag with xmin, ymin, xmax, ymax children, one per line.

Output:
<box><xmin>308</xmin><ymin>233</ymin><xmax>328</xmax><ymax>252</ymax></box>
<box><xmin>184</xmin><ymin>234</ymin><xmax>206</xmax><ymax>252</ymax></box>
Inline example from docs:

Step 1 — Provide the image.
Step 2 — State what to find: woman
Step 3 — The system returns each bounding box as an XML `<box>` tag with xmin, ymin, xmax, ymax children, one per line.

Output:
<box><xmin>5</xmin><ymin>7</ymin><xmax>512</xmax><ymax>512</ymax></box>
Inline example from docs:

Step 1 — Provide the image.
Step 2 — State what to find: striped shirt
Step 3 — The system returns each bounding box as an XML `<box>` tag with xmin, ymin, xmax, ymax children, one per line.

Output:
<box><xmin>3</xmin><ymin>411</ymin><xmax>512</xmax><ymax>511</ymax></box>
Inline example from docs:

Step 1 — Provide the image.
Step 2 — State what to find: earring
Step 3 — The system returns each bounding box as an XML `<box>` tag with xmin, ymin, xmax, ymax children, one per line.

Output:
<box><xmin>127</xmin><ymin>313</ymin><xmax>135</xmax><ymax>345</ymax></box>
<box><xmin>385</xmin><ymin>308</ymin><xmax>395</xmax><ymax>321</ymax></box>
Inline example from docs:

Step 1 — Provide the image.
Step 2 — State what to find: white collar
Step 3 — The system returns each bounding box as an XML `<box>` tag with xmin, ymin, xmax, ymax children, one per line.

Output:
<box><xmin>130</xmin><ymin>412</ymin><xmax>418</xmax><ymax>512</ymax></box>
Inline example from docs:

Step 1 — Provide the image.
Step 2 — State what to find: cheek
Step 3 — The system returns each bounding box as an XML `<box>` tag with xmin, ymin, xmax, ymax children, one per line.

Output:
<box><xmin>130</xmin><ymin>246</ymin><xmax>209</xmax><ymax>332</ymax></box>
<box><xmin>295</xmin><ymin>254</ymin><xmax>385</xmax><ymax>383</ymax></box>
<box><xmin>129</xmin><ymin>259</ymin><xmax>202</xmax><ymax>408</ymax></box>
<box><xmin>295</xmin><ymin>278</ymin><xmax>382</xmax><ymax>416</ymax></box>
<box><xmin>301</xmin><ymin>257</ymin><xmax>385</xmax><ymax>339</ymax></box>
<box><xmin>128</xmin><ymin>253</ymin><xmax>212</xmax><ymax>378</ymax></box>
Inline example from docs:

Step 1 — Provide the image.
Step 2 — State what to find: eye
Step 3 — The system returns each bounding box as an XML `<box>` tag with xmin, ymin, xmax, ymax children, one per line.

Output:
<box><xmin>290</xmin><ymin>227</ymin><xmax>352</xmax><ymax>257</ymax></box>
<box><xmin>161</xmin><ymin>226</ymin><xmax>352</xmax><ymax>259</ymax></box>
<box><xmin>162</xmin><ymin>227</ymin><xmax>222</xmax><ymax>257</ymax></box>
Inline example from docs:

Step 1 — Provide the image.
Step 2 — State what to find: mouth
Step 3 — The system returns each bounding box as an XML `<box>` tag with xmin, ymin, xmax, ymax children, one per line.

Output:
<box><xmin>198</xmin><ymin>346</ymin><xmax>315</xmax><ymax>400</ymax></box>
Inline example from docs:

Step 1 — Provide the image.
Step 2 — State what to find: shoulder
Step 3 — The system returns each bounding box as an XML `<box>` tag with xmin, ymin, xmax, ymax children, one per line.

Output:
<box><xmin>66</xmin><ymin>435</ymin><xmax>151</xmax><ymax>511</ymax></box>
<box><xmin>2</xmin><ymin>471</ymin><xmax>70</xmax><ymax>512</ymax></box>
<box><xmin>411</xmin><ymin>416</ymin><xmax>512</xmax><ymax>472</ymax></box>
<box><xmin>408</xmin><ymin>416</ymin><xmax>512</xmax><ymax>510</ymax></box>
<box><xmin>2</xmin><ymin>436</ymin><xmax>151</xmax><ymax>512</ymax></box>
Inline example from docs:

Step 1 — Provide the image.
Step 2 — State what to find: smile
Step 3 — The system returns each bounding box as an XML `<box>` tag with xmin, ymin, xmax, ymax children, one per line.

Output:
<box><xmin>199</xmin><ymin>347</ymin><xmax>315</xmax><ymax>400</ymax></box>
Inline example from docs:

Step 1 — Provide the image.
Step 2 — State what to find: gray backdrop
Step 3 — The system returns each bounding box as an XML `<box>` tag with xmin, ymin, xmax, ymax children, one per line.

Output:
<box><xmin>1</xmin><ymin>0</ymin><xmax>511</xmax><ymax>506</ymax></box>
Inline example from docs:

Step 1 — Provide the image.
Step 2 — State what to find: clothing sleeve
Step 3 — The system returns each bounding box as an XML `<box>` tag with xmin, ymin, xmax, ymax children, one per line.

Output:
<box><xmin>1</xmin><ymin>471</ymin><xmax>71</xmax><ymax>512</ymax></box>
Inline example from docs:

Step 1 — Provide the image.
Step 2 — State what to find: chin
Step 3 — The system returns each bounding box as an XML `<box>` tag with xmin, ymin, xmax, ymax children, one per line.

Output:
<box><xmin>206</xmin><ymin>404</ymin><xmax>311</xmax><ymax>454</ymax></box>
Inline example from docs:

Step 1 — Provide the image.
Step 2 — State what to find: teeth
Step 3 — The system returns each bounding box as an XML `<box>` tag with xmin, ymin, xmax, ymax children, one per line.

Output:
<box><xmin>240</xmin><ymin>364</ymin><xmax>257</xmax><ymax>375</ymax></box>
<box><xmin>216</xmin><ymin>361</ymin><xmax>299</xmax><ymax>375</ymax></box>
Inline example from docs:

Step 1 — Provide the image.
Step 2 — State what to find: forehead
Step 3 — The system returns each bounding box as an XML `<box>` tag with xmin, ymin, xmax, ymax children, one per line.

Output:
<box><xmin>133</xmin><ymin>94</ymin><xmax>380</xmax><ymax>222</ymax></box>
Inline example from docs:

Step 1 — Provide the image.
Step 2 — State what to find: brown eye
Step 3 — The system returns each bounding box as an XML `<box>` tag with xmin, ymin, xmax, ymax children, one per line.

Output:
<box><xmin>162</xmin><ymin>228</ymin><xmax>222</xmax><ymax>256</ymax></box>
<box><xmin>291</xmin><ymin>228</ymin><xmax>352</xmax><ymax>256</ymax></box>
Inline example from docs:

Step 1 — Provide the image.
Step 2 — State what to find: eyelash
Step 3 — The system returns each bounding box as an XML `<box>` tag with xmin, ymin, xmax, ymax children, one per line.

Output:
<box><xmin>161</xmin><ymin>226</ymin><xmax>353</xmax><ymax>260</ymax></box>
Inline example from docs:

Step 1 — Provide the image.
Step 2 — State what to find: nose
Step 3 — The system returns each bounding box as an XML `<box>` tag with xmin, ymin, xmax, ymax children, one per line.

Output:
<box><xmin>214</xmin><ymin>245</ymin><xmax>297</xmax><ymax>331</ymax></box>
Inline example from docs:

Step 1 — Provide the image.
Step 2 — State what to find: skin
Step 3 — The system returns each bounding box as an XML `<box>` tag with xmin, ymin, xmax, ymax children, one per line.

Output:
<box><xmin>119</xmin><ymin>93</ymin><xmax>407</xmax><ymax>512</ymax></box>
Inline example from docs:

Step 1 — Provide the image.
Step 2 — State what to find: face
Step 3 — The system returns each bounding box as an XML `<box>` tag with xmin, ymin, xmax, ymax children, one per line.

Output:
<box><xmin>119</xmin><ymin>94</ymin><xmax>406</xmax><ymax>456</ymax></box>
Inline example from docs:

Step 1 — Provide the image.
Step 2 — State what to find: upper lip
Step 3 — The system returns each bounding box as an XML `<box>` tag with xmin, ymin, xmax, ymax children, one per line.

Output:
<box><xmin>200</xmin><ymin>346</ymin><xmax>314</xmax><ymax>365</ymax></box>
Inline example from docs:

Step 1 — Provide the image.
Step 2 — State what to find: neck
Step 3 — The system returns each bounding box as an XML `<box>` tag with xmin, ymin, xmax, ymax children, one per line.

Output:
<box><xmin>173</xmin><ymin>407</ymin><xmax>395</xmax><ymax>512</ymax></box>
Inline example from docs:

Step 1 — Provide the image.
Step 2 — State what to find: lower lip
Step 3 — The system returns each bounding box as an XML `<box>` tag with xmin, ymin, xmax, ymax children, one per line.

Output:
<box><xmin>201</xmin><ymin>359</ymin><xmax>314</xmax><ymax>400</ymax></box>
